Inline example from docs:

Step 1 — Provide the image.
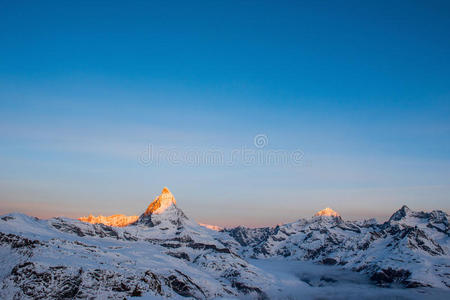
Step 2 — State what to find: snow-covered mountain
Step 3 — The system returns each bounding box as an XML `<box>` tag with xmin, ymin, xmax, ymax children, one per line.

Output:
<box><xmin>225</xmin><ymin>205</ymin><xmax>450</xmax><ymax>289</ymax></box>
<box><xmin>314</xmin><ymin>207</ymin><xmax>340</xmax><ymax>217</ymax></box>
<box><xmin>1</xmin><ymin>188</ymin><xmax>449</xmax><ymax>299</ymax></box>
<box><xmin>77</xmin><ymin>188</ymin><xmax>223</xmax><ymax>232</ymax></box>
<box><xmin>78</xmin><ymin>214</ymin><xmax>139</xmax><ymax>227</ymax></box>
<box><xmin>0</xmin><ymin>188</ymin><xmax>269</xmax><ymax>299</ymax></box>
<box><xmin>198</xmin><ymin>223</ymin><xmax>223</xmax><ymax>231</ymax></box>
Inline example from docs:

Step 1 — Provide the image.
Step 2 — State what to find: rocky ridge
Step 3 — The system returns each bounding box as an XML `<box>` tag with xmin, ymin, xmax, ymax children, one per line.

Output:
<box><xmin>78</xmin><ymin>214</ymin><xmax>139</xmax><ymax>227</ymax></box>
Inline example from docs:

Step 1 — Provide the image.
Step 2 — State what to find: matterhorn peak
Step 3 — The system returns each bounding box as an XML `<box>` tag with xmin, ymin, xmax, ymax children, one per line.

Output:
<box><xmin>137</xmin><ymin>187</ymin><xmax>188</xmax><ymax>227</ymax></box>
<box><xmin>314</xmin><ymin>207</ymin><xmax>340</xmax><ymax>217</ymax></box>
<box><xmin>144</xmin><ymin>187</ymin><xmax>177</xmax><ymax>215</ymax></box>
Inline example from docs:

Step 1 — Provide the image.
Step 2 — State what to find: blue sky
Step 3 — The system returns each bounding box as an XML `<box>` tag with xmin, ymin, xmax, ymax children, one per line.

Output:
<box><xmin>1</xmin><ymin>0</ymin><xmax>449</xmax><ymax>226</ymax></box>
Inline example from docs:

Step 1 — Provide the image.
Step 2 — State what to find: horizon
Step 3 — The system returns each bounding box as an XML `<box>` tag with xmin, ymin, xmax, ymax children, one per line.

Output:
<box><xmin>1</xmin><ymin>186</ymin><xmax>446</xmax><ymax>228</ymax></box>
<box><xmin>1</xmin><ymin>1</ymin><xmax>450</xmax><ymax>227</ymax></box>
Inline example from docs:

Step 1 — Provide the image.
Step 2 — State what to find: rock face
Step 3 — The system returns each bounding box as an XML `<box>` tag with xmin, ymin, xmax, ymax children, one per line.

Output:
<box><xmin>144</xmin><ymin>187</ymin><xmax>177</xmax><ymax>215</ymax></box>
<box><xmin>136</xmin><ymin>187</ymin><xmax>189</xmax><ymax>228</ymax></box>
<box><xmin>225</xmin><ymin>206</ymin><xmax>450</xmax><ymax>289</ymax></box>
<box><xmin>78</xmin><ymin>214</ymin><xmax>139</xmax><ymax>227</ymax></box>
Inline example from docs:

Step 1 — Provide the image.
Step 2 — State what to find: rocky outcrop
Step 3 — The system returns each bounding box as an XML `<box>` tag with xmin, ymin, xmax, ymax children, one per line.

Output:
<box><xmin>78</xmin><ymin>214</ymin><xmax>139</xmax><ymax>227</ymax></box>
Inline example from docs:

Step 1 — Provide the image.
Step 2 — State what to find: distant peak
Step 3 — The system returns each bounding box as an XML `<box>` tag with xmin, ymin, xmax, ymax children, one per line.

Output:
<box><xmin>79</xmin><ymin>214</ymin><xmax>139</xmax><ymax>227</ymax></box>
<box><xmin>314</xmin><ymin>207</ymin><xmax>340</xmax><ymax>217</ymax></box>
<box><xmin>144</xmin><ymin>187</ymin><xmax>177</xmax><ymax>215</ymax></box>
<box><xmin>389</xmin><ymin>205</ymin><xmax>412</xmax><ymax>222</ymax></box>
<box><xmin>400</xmin><ymin>205</ymin><xmax>411</xmax><ymax>212</ymax></box>
<box><xmin>199</xmin><ymin>223</ymin><xmax>223</xmax><ymax>231</ymax></box>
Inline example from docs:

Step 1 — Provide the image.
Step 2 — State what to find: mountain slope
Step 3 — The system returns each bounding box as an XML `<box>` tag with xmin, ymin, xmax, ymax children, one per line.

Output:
<box><xmin>1</xmin><ymin>191</ymin><xmax>449</xmax><ymax>298</ymax></box>
<box><xmin>0</xmin><ymin>188</ymin><xmax>270</xmax><ymax>299</ymax></box>
<box><xmin>225</xmin><ymin>206</ymin><xmax>450</xmax><ymax>288</ymax></box>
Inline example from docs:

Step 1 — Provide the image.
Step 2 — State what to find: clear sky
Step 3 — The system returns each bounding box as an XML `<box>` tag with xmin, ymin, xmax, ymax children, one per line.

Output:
<box><xmin>1</xmin><ymin>0</ymin><xmax>449</xmax><ymax>227</ymax></box>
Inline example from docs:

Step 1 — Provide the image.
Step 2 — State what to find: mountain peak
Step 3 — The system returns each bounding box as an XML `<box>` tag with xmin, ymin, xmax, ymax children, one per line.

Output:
<box><xmin>389</xmin><ymin>205</ymin><xmax>412</xmax><ymax>222</ymax></box>
<box><xmin>161</xmin><ymin>187</ymin><xmax>171</xmax><ymax>194</ymax></box>
<box><xmin>400</xmin><ymin>204</ymin><xmax>411</xmax><ymax>211</ymax></box>
<box><xmin>314</xmin><ymin>207</ymin><xmax>340</xmax><ymax>217</ymax></box>
<box><xmin>144</xmin><ymin>187</ymin><xmax>177</xmax><ymax>215</ymax></box>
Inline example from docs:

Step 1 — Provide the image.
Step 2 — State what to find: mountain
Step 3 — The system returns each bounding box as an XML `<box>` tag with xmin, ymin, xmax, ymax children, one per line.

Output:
<box><xmin>78</xmin><ymin>214</ymin><xmax>139</xmax><ymax>227</ymax></box>
<box><xmin>198</xmin><ymin>223</ymin><xmax>223</xmax><ymax>231</ymax></box>
<box><xmin>1</xmin><ymin>192</ymin><xmax>449</xmax><ymax>298</ymax></box>
<box><xmin>0</xmin><ymin>188</ymin><xmax>269</xmax><ymax>299</ymax></box>
<box><xmin>144</xmin><ymin>187</ymin><xmax>177</xmax><ymax>215</ymax></box>
<box><xmin>225</xmin><ymin>206</ymin><xmax>450</xmax><ymax>289</ymax></box>
<box><xmin>77</xmin><ymin>187</ymin><xmax>183</xmax><ymax>229</ymax></box>
<box><xmin>314</xmin><ymin>207</ymin><xmax>340</xmax><ymax>217</ymax></box>
<box><xmin>135</xmin><ymin>187</ymin><xmax>190</xmax><ymax>228</ymax></box>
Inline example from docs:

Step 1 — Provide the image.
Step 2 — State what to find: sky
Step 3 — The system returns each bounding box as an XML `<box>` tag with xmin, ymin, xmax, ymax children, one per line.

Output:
<box><xmin>0</xmin><ymin>0</ymin><xmax>449</xmax><ymax>227</ymax></box>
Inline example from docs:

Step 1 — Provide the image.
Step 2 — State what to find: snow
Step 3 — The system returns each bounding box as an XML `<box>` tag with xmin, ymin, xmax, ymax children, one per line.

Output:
<box><xmin>251</xmin><ymin>259</ymin><xmax>449</xmax><ymax>299</ymax></box>
<box><xmin>145</xmin><ymin>187</ymin><xmax>177</xmax><ymax>215</ymax></box>
<box><xmin>198</xmin><ymin>223</ymin><xmax>223</xmax><ymax>231</ymax></box>
<box><xmin>1</xmin><ymin>200</ymin><xmax>449</xmax><ymax>299</ymax></box>
<box><xmin>314</xmin><ymin>207</ymin><xmax>340</xmax><ymax>217</ymax></box>
<box><xmin>227</xmin><ymin>206</ymin><xmax>450</xmax><ymax>289</ymax></box>
<box><xmin>0</xmin><ymin>211</ymin><xmax>269</xmax><ymax>299</ymax></box>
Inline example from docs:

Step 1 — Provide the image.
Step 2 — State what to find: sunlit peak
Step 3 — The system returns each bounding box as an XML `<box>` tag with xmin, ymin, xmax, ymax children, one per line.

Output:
<box><xmin>78</xmin><ymin>214</ymin><xmax>139</xmax><ymax>227</ymax></box>
<box><xmin>144</xmin><ymin>187</ymin><xmax>177</xmax><ymax>215</ymax></box>
<box><xmin>314</xmin><ymin>207</ymin><xmax>340</xmax><ymax>217</ymax></box>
